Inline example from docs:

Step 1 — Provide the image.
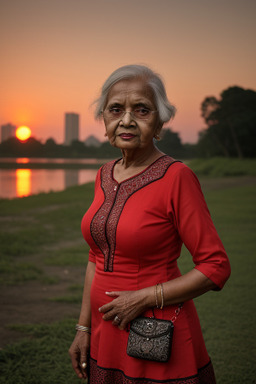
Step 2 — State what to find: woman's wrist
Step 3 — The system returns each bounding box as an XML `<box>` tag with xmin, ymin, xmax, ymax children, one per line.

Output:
<box><xmin>155</xmin><ymin>283</ymin><xmax>164</xmax><ymax>309</ymax></box>
<box><xmin>140</xmin><ymin>286</ymin><xmax>156</xmax><ymax>309</ymax></box>
<box><xmin>142</xmin><ymin>284</ymin><xmax>165</xmax><ymax>310</ymax></box>
<box><xmin>78</xmin><ymin>314</ymin><xmax>91</xmax><ymax>329</ymax></box>
<box><xmin>76</xmin><ymin>324</ymin><xmax>91</xmax><ymax>334</ymax></box>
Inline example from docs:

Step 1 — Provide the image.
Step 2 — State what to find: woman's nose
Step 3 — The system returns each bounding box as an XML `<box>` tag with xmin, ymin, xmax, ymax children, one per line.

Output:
<box><xmin>121</xmin><ymin>111</ymin><xmax>134</xmax><ymax>126</ymax></box>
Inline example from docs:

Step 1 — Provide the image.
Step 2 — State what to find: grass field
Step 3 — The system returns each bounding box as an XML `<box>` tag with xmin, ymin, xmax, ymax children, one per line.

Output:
<box><xmin>0</xmin><ymin>160</ymin><xmax>256</xmax><ymax>383</ymax></box>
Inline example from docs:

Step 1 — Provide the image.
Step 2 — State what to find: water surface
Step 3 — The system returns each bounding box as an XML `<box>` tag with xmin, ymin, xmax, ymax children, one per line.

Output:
<box><xmin>0</xmin><ymin>158</ymin><xmax>101</xmax><ymax>199</ymax></box>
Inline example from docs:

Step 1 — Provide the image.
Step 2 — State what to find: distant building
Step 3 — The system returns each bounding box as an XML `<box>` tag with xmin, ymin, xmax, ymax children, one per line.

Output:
<box><xmin>84</xmin><ymin>135</ymin><xmax>101</xmax><ymax>148</ymax></box>
<box><xmin>64</xmin><ymin>113</ymin><xmax>79</xmax><ymax>145</ymax></box>
<box><xmin>1</xmin><ymin>123</ymin><xmax>16</xmax><ymax>143</ymax></box>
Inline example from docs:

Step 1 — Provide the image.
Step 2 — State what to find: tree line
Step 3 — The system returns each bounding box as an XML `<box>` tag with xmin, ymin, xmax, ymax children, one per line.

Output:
<box><xmin>0</xmin><ymin>132</ymin><xmax>196</xmax><ymax>159</ymax></box>
<box><xmin>199</xmin><ymin>86</ymin><xmax>256</xmax><ymax>158</ymax></box>
<box><xmin>1</xmin><ymin>85</ymin><xmax>255</xmax><ymax>159</ymax></box>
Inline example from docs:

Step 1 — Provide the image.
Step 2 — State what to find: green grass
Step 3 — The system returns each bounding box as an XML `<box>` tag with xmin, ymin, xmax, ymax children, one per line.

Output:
<box><xmin>0</xmin><ymin>181</ymin><xmax>95</xmax><ymax>215</ymax></box>
<box><xmin>0</xmin><ymin>183</ymin><xmax>94</xmax><ymax>284</ymax></box>
<box><xmin>0</xmin><ymin>259</ymin><xmax>43</xmax><ymax>285</ymax></box>
<box><xmin>48</xmin><ymin>294</ymin><xmax>83</xmax><ymax>304</ymax></box>
<box><xmin>68</xmin><ymin>283</ymin><xmax>84</xmax><ymax>292</ymax></box>
<box><xmin>0</xmin><ymin>320</ymin><xmax>82</xmax><ymax>384</ymax></box>
<box><xmin>0</xmin><ymin>166</ymin><xmax>256</xmax><ymax>383</ymax></box>
<box><xmin>178</xmin><ymin>182</ymin><xmax>256</xmax><ymax>383</ymax></box>
<box><xmin>43</xmin><ymin>243</ymin><xmax>90</xmax><ymax>266</ymax></box>
<box><xmin>47</xmin><ymin>283</ymin><xmax>84</xmax><ymax>305</ymax></box>
<box><xmin>189</xmin><ymin>157</ymin><xmax>256</xmax><ymax>177</ymax></box>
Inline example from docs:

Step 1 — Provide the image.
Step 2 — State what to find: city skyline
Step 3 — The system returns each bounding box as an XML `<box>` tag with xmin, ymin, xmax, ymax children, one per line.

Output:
<box><xmin>0</xmin><ymin>115</ymin><xmax>103</xmax><ymax>146</ymax></box>
<box><xmin>1</xmin><ymin>0</ymin><xmax>255</xmax><ymax>144</ymax></box>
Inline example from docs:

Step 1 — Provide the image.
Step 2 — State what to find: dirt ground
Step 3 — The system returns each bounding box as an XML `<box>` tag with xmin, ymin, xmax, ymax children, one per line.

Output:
<box><xmin>0</xmin><ymin>265</ymin><xmax>84</xmax><ymax>348</ymax></box>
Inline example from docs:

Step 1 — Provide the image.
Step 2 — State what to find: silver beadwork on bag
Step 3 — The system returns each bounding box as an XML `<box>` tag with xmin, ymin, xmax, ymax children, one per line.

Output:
<box><xmin>127</xmin><ymin>317</ymin><xmax>174</xmax><ymax>362</ymax></box>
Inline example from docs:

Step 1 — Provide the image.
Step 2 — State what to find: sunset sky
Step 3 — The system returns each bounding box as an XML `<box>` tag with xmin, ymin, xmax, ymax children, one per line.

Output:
<box><xmin>1</xmin><ymin>0</ymin><xmax>255</xmax><ymax>144</ymax></box>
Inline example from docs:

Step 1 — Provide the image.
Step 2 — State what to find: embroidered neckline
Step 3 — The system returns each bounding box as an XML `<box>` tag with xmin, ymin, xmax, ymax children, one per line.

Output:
<box><xmin>90</xmin><ymin>156</ymin><xmax>178</xmax><ymax>272</ymax></box>
<box><xmin>111</xmin><ymin>155</ymin><xmax>170</xmax><ymax>185</ymax></box>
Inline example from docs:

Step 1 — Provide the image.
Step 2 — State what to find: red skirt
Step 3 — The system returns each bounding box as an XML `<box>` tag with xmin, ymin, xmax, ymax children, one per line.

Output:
<box><xmin>88</xmin><ymin>270</ymin><xmax>216</xmax><ymax>384</ymax></box>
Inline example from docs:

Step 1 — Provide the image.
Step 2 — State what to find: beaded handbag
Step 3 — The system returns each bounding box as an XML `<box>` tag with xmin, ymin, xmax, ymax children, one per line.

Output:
<box><xmin>127</xmin><ymin>317</ymin><xmax>173</xmax><ymax>362</ymax></box>
<box><xmin>127</xmin><ymin>304</ymin><xmax>182</xmax><ymax>363</ymax></box>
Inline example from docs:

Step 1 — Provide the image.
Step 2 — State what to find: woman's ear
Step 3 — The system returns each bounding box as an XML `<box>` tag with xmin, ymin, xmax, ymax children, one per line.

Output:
<box><xmin>154</xmin><ymin>124</ymin><xmax>163</xmax><ymax>140</ymax></box>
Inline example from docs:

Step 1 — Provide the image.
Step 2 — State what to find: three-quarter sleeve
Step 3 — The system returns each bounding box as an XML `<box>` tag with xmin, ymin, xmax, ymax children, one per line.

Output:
<box><xmin>170</xmin><ymin>165</ymin><xmax>231</xmax><ymax>289</ymax></box>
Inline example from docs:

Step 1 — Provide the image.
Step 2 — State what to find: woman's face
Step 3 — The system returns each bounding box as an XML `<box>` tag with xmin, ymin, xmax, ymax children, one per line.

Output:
<box><xmin>103</xmin><ymin>78</ymin><xmax>162</xmax><ymax>152</ymax></box>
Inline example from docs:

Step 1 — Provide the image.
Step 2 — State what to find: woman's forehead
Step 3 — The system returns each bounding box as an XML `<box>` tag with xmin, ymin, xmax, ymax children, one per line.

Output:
<box><xmin>107</xmin><ymin>79</ymin><xmax>154</xmax><ymax>104</ymax></box>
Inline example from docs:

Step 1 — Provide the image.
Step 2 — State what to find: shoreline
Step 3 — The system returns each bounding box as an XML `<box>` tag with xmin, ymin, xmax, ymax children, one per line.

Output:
<box><xmin>0</xmin><ymin>162</ymin><xmax>104</xmax><ymax>169</ymax></box>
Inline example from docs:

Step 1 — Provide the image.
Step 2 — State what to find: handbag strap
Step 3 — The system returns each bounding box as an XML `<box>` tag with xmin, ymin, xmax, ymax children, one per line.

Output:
<box><xmin>152</xmin><ymin>303</ymin><xmax>183</xmax><ymax>324</ymax></box>
<box><xmin>170</xmin><ymin>303</ymin><xmax>183</xmax><ymax>323</ymax></box>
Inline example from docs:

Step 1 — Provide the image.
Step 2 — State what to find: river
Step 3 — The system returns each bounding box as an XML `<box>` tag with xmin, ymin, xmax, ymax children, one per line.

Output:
<box><xmin>0</xmin><ymin>158</ymin><xmax>103</xmax><ymax>199</ymax></box>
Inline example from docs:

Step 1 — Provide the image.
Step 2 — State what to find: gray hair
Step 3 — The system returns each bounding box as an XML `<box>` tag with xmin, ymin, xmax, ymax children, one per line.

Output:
<box><xmin>94</xmin><ymin>64</ymin><xmax>176</xmax><ymax>123</ymax></box>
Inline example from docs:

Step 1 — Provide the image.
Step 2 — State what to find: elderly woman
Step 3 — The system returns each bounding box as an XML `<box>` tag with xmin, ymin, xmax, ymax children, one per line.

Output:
<box><xmin>69</xmin><ymin>65</ymin><xmax>231</xmax><ymax>383</ymax></box>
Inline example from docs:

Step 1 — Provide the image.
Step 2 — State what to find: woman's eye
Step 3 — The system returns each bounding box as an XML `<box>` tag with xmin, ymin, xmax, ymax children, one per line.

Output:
<box><xmin>110</xmin><ymin>107</ymin><xmax>122</xmax><ymax>114</ymax></box>
<box><xmin>135</xmin><ymin>108</ymin><xmax>150</xmax><ymax>116</ymax></box>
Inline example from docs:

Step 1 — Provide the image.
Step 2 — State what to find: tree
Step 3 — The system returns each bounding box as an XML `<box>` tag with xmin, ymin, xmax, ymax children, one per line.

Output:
<box><xmin>199</xmin><ymin>86</ymin><xmax>256</xmax><ymax>158</ymax></box>
<box><xmin>0</xmin><ymin>137</ymin><xmax>44</xmax><ymax>157</ymax></box>
<box><xmin>45</xmin><ymin>138</ymin><xmax>57</xmax><ymax>147</ymax></box>
<box><xmin>157</xmin><ymin>128</ymin><xmax>184</xmax><ymax>158</ymax></box>
<box><xmin>98</xmin><ymin>141</ymin><xmax>120</xmax><ymax>158</ymax></box>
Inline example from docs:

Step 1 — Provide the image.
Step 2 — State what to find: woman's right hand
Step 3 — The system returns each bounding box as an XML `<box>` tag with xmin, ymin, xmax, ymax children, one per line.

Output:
<box><xmin>69</xmin><ymin>331</ymin><xmax>90</xmax><ymax>380</ymax></box>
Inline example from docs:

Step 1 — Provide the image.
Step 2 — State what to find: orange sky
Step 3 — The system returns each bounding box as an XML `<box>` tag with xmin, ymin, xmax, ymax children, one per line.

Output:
<box><xmin>1</xmin><ymin>0</ymin><xmax>256</xmax><ymax>144</ymax></box>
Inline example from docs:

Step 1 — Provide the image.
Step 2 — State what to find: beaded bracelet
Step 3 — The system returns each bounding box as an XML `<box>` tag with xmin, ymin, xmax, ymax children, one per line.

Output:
<box><xmin>76</xmin><ymin>324</ymin><xmax>91</xmax><ymax>334</ymax></box>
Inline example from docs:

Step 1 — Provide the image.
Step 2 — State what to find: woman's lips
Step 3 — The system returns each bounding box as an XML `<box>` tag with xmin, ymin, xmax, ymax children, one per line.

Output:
<box><xmin>119</xmin><ymin>133</ymin><xmax>136</xmax><ymax>140</ymax></box>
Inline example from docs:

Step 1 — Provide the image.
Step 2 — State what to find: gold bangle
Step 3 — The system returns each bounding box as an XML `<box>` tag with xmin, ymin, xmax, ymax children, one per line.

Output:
<box><xmin>155</xmin><ymin>284</ymin><xmax>159</xmax><ymax>308</ymax></box>
<box><xmin>156</xmin><ymin>284</ymin><xmax>162</xmax><ymax>309</ymax></box>
<box><xmin>160</xmin><ymin>283</ymin><xmax>164</xmax><ymax>309</ymax></box>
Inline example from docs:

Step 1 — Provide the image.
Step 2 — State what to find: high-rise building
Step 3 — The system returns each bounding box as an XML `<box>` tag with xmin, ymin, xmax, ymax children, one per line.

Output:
<box><xmin>1</xmin><ymin>123</ymin><xmax>16</xmax><ymax>142</ymax></box>
<box><xmin>64</xmin><ymin>113</ymin><xmax>79</xmax><ymax>145</ymax></box>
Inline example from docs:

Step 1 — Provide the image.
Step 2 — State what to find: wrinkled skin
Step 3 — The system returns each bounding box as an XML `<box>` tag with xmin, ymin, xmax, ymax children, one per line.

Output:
<box><xmin>69</xmin><ymin>331</ymin><xmax>90</xmax><ymax>380</ymax></box>
<box><xmin>99</xmin><ymin>289</ymin><xmax>151</xmax><ymax>330</ymax></box>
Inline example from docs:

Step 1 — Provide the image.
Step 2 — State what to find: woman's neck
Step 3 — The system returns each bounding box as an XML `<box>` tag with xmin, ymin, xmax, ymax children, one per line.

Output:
<box><xmin>120</xmin><ymin>145</ymin><xmax>164</xmax><ymax>170</ymax></box>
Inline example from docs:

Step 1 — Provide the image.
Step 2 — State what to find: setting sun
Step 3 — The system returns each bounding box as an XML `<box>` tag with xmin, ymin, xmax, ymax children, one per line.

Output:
<box><xmin>16</xmin><ymin>126</ymin><xmax>32</xmax><ymax>142</ymax></box>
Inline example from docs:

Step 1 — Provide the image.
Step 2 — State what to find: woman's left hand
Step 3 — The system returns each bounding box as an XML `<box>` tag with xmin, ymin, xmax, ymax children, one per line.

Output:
<box><xmin>98</xmin><ymin>289</ymin><xmax>151</xmax><ymax>330</ymax></box>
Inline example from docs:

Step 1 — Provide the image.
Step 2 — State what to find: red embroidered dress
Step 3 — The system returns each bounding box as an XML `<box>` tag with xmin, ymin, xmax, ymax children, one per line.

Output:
<box><xmin>81</xmin><ymin>156</ymin><xmax>231</xmax><ymax>384</ymax></box>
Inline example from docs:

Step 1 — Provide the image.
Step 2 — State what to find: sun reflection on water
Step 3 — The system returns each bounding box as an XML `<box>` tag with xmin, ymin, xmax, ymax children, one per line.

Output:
<box><xmin>16</xmin><ymin>158</ymin><xmax>29</xmax><ymax>164</ymax></box>
<box><xmin>16</xmin><ymin>169</ymin><xmax>31</xmax><ymax>197</ymax></box>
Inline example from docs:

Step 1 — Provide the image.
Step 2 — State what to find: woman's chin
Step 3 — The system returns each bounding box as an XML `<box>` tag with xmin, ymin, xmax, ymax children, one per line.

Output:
<box><xmin>113</xmin><ymin>137</ymin><xmax>140</xmax><ymax>150</ymax></box>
